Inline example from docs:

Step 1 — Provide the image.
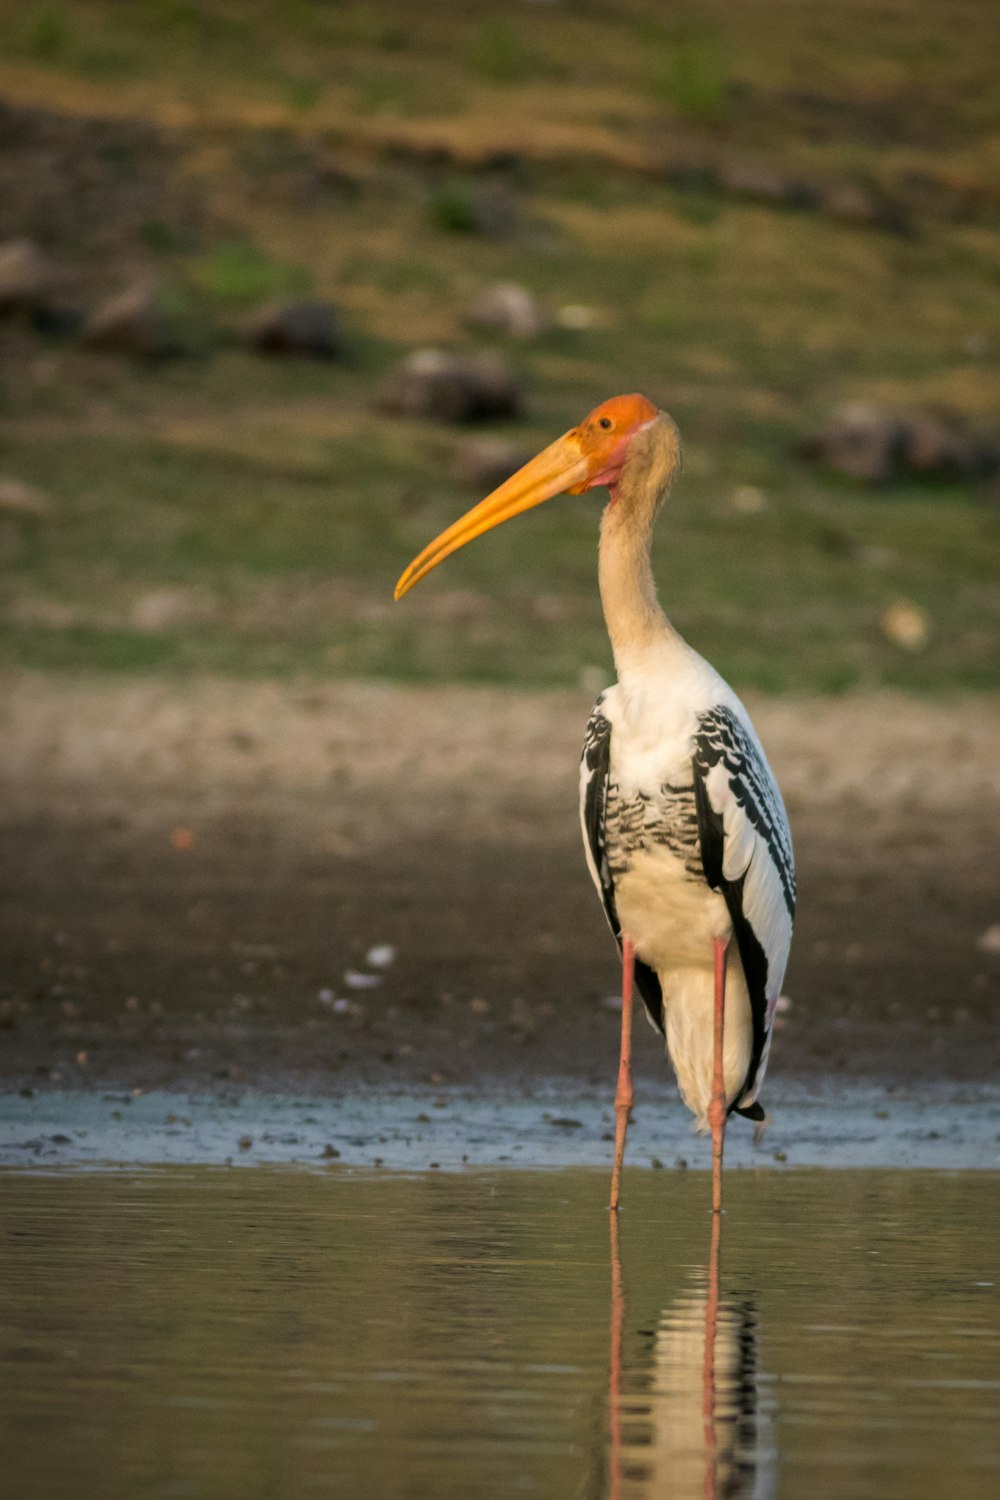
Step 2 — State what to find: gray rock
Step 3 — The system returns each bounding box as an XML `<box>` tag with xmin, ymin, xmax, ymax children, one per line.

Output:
<box><xmin>797</xmin><ymin>404</ymin><xmax>998</xmax><ymax>484</ymax></box>
<box><xmin>822</xmin><ymin>182</ymin><xmax>908</xmax><ymax>233</ymax></box>
<box><xmin>795</xmin><ymin>404</ymin><xmax>907</xmax><ymax>484</ymax></box>
<box><xmin>467</xmin><ymin>282</ymin><xmax>546</xmax><ymax>340</ymax></box>
<box><xmin>718</xmin><ymin>160</ymin><xmax>818</xmax><ymax>209</ymax></box>
<box><xmin>245</xmin><ymin>300</ymin><xmax>340</xmax><ymax>358</ymax></box>
<box><xmin>80</xmin><ymin>284</ymin><xmax>177</xmax><ymax>358</ymax></box>
<box><xmin>0</xmin><ymin>239</ymin><xmax>48</xmax><ymax>315</ymax></box>
<box><xmin>901</xmin><ymin>409</ymin><xmax>997</xmax><ymax>480</ymax></box>
<box><xmin>453</xmin><ymin>437</ymin><xmax>532</xmax><ymax>490</ymax></box>
<box><xmin>0</xmin><ymin>477</ymin><xmax>50</xmax><ymax>516</ymax></box>
<box><xmin>376</xmin><ymin>349</ymin><xmax>522</xmax><ymax>423</ymax></box>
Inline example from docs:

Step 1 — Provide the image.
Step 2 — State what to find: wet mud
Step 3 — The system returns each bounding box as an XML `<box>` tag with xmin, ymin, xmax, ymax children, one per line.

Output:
<box><xmin>1</xmin><ymin>678</ymin><xmax>998</xmax><ymax>1100</ymax></box>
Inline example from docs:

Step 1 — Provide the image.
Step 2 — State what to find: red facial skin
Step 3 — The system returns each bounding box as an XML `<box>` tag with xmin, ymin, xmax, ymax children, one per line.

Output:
<box><xmin>566</xmin><ymin>394</ymin><xmax>659</xmax><ymax>499</ymax></box>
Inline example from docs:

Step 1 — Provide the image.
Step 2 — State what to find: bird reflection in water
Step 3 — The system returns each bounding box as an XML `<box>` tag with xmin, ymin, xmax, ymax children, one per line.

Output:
<box><xmin>607</xmin><ymin>1213</ymin><xmax>773</xmax><ymax>1500</ymax></box>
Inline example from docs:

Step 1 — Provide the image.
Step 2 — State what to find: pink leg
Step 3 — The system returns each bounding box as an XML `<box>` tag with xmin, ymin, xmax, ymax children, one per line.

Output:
<box><xmin>709</xmin><ymin>937</ymin><xmax>728</xmax><ymax>1216</ymax></box>
<box><xmin>609</xmin><ymin>936</ymin><xmax>635</xmax><ymax>1212</ymax></box>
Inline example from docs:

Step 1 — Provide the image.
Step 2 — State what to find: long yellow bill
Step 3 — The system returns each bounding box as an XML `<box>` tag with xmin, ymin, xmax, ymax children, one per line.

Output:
<box><xmin>394</xmin><ymin>433</ymin><xmax>589</xmax><ymax>600</ymax></box>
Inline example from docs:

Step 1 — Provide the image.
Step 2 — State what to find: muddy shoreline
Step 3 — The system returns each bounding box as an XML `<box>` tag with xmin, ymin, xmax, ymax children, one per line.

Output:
<box><xmin>2</xmin><ymin>675</ymin><xmax>998</xmax><ymax>1098</ymax></box>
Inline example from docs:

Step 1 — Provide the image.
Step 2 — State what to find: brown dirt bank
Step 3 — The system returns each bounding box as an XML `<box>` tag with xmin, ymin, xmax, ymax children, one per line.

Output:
<box><xmin>1</xmin><ymin>675</ymin><xmax>998</xmax><ymax>1095</ymax></box>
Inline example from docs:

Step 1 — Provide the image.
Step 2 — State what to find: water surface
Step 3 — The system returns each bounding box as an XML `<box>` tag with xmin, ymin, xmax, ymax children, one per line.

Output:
<box><xmin>2</xmin><ymin>1169</ymin><xmax>997</xmax><ymax>1498</ymax></box>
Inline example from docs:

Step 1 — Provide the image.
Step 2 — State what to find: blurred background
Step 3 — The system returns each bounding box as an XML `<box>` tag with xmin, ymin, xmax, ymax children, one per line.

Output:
<box><xmin>1</xmin><ymin>0</ymin><xmax>999</xmax><ymax>1093</ymax></box>
<box><xmin>1</xmin><ymin>0</ymin><xmax>998</xmax><ymax>690</ymax></box>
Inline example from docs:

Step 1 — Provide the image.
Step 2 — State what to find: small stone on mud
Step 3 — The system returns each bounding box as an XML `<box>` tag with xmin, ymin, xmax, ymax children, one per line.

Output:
<box><xmin>976</xmin><ymin>924</ymin><xmax>1000</xmax><ymax>954</ymax></box>
<box><xmin>365</xmin><ymin>944</ymin><xmax>396</xmax><ymax>969</ymax></box>
<box><xmin>344</xmin><ymin>970</ymin><xmax>382</xmax><ymax>990</ymax></box>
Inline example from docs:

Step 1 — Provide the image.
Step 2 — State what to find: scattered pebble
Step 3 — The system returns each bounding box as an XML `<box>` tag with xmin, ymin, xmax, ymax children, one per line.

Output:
<box><xmin>976</xmin><ymin>924</ymin><xmax>1000</xmax><ymax>955</ymax></box>
<box><xmin>344</xmin><ymin>970</ymin><xmax>382</xmax><ymax>990</ymax></box>
<box><xmin>881</xmin><ymin>600</ymin><xmax>931</xmax><ymax>651</ymax></box>
<box><xmin>365</xmin><ymin>944</ymin><xmax>396</xmax><ymax>969</ymax></box>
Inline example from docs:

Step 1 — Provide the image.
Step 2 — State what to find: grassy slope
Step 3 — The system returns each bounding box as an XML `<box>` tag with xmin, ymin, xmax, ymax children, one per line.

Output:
<box><xmin>0</xmin><ymin>0</ymin><xmax>998</xmax><ymax>692</ymax></box>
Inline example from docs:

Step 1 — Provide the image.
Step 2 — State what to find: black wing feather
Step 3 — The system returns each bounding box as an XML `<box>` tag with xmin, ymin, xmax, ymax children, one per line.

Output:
<box><xmin>582</xmin><ymin>702</ymin><xmax>665</xmax><ymax>1035</ymax></box>
<box><xmin>693</xmin><ymin>707</ymin><xmax>796</xmax><ymax>1119</ymax></box>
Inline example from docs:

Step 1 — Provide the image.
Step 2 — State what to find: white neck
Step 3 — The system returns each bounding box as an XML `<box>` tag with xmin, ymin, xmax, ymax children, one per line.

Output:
<box><xmin>597</xmin><ymin>436</ymin><xmax>688</xmax><ymax>683</ymax></box>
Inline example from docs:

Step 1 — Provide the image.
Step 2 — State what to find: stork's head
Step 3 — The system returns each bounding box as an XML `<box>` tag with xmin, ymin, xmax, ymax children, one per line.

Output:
<box><xmin>394</xmin><ymin>393</ymin><xmax>679</xmax><ymax>600</ymax></box>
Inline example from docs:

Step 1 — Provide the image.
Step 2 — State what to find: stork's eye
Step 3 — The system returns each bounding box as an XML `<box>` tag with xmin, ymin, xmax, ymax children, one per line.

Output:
<box><xmin>599</xmin><ymin>417</ymin><xmax>613</xmax><ymax>430</ymax></box>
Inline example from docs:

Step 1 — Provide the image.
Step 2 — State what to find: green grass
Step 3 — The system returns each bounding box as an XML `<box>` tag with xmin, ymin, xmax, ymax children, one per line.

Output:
<box><xmin>647</xmin><ymin>23</ymin><xmax>732</xmax><ymax>126</ymax></box>
<box><xmin>187</xmin><ymin>241</ymin><xmax>312</xmax><ymax>307</ymax></box>
<box><xmin>1</xmin><ymin>390</ymin><xmax>997</xmax><ymax>691</ymax></box>
<box><xmin>465</xmin><ymin>19</ymin><xmax>537</xmax><ymax>86</ymax></box>
<box><xmin>1</xmin><ymin>0</ymin><xmax>999</xmax><ymax>692</ymax></box>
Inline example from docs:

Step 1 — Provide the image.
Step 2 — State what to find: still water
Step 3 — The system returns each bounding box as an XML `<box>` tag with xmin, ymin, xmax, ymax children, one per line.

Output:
<box><xmin>2</xmin><ymin>1168</ymin><xmax>998</xmax><ymax>1499</ymax></box>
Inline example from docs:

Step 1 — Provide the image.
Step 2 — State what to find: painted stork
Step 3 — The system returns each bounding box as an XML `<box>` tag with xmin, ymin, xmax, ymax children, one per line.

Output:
<box><xmin>394</xmin><ymin>394</ymin><xmax>795</xmax><ymax>1213</ymax></box>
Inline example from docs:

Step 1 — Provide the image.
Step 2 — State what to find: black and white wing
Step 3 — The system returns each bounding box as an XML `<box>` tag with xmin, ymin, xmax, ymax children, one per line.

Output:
<box><xmin>692</xmin><ymin>705</ymin><xmax>795</xmax><ymax>1113</ymax></box>
<box><xmin>580</xmin><ymin>695</ymin><xmax>667</xmax><ymax>1035</ymax></box>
